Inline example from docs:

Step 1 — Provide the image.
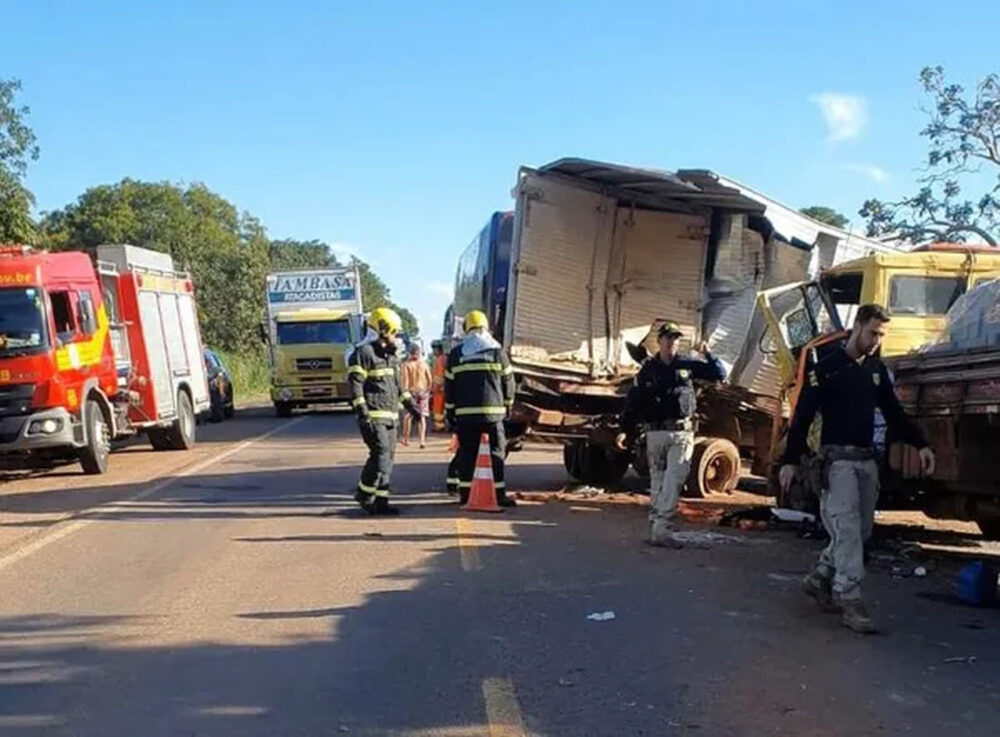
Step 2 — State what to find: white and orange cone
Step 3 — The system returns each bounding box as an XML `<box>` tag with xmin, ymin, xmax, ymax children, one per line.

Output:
<box><xmin>461</xmin><ymin>433</ymin><xmax>503</xmax><ymax>513</ymax></box>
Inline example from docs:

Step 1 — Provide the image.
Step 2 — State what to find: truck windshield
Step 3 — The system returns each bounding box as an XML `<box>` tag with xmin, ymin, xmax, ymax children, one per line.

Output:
<box><xmin>0</xmin><ymin>288</ymin><xmax>47</xmax><ymax>357</ymax></box>
<box><xmin>276</xmin><ymin>320</ymin><xmax>351</xmax><ymax>345</ymax></box>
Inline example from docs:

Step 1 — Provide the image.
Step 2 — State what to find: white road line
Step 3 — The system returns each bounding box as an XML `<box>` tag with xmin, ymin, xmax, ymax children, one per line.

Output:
<box><xmin>0</xmin><ymin>417</ymin><xmax>305</xmax><ymax>572</ymax></box>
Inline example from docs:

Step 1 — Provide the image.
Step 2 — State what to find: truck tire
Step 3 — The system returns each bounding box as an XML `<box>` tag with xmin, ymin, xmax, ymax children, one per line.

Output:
<box><xmin>684</xmin><ymin>437</ymin><xmax>740</xmax><ymax>498</ymax></box>
<box><xmin>224</xmin><ymin>389</ymin><xmax>235</xmax><ymax>419</ymax></box>
<box><xmin>158</xmin><ymin>391</ymin><xmax>196</xmax><ymax>451</ymax></box>
<box><xmin>274</xmin><ymin>401</ymin><xmax>294</xmax><ymax>418</ymax></box>
<box><xmin>564</xmin><ymin>441</ymin><xmax>629</xmax><ymax>487</ymax></box>
<box><xmin>78</xmin><ymin>398</ymin><xmax>111</xmax><ymax>475</ymax></box>
<box><xmin>976</xmin><ymin>514</ymin><xmax>1000</xmax><ymax>541</ymax></box>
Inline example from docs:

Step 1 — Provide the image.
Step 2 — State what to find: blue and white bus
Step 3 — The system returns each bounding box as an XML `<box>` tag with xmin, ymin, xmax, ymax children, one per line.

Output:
<box><xmin>443</xmin><ymin>211</ymin><xmax>514</xmax><ymax>342</ymax></box>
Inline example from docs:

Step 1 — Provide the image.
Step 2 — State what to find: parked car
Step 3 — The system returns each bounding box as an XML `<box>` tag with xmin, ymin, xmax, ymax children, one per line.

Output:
<box><xmin>203</xmin><ymin>348</ymin><xmax>235</xmax><ymax>422</ymax></box>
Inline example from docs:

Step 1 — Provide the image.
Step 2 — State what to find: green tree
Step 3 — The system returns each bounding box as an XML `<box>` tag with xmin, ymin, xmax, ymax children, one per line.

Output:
<box><xmin>861</xmin><ymin>66</ymin><xmax>1000</xmax><ymax>246</ymax></box>
<box><xmin>39</xmin><ymin>179</ymin><xmax>269</xmax><ymax>351</ymax></box>
<box><xmin>268</xmin><ymin>239</ymin><xmax>333</xmax><ymax>270</ymax></box>
<box><xmin>0</xmin><ymin>78</ymin><xmax>40</xmax><ymax>243</ymax></box>
<box><xmin>799</xmin><ymin>206</ymin><xmax>848</xmax><ymax>229</ymax></box>
<box><xmin>351</xmin><ymin>257</ymin><xmax>419</xmax><ymax>335</ymax></box>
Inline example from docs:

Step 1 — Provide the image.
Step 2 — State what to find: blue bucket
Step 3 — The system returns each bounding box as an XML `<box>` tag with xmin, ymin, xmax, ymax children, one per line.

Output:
<box><xmin>957</xmin><ymin>561</ymin><xmax>999</xmax><ymax>606</ymax></box>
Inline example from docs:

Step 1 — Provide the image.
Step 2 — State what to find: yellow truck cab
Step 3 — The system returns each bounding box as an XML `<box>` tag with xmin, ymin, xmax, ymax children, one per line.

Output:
<box><xmin>264</xmin><ymin>269</ymin><xmax>364</xmax><ymax>417</ymax></box>
<box><xmin>760</xmin><ymin>244</ymin><xmax>1000</xmax><ymax>392</ymax></box>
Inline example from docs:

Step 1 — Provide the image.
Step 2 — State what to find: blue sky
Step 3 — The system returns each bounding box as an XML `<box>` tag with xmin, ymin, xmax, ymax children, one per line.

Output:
<box><xmin>4</xmin><ymin>0</ymin><xmax>999</xmax><ymax>336</ymax></box>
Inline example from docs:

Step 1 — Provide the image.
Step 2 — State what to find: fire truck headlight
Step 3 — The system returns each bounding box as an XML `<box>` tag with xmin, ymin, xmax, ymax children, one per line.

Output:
<box><xmin>28</xmin><ymin>418</ymin><xmax>63</xmax><ymax>435</ymax></box>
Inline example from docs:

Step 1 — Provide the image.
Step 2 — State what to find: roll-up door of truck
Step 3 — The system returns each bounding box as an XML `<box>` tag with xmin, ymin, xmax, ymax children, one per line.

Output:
<box><xmin>158</xmin><ymin>293</ymin><xmax>188</xmax><ymax>379</ymax></box>
<box><xmin>508</xmin><ymin>173</ymin><xmax>615</xmax><ymax>372</ymax></box>
<box><xmin>138</xmin><ymin>291</ymin><xmax>175</xmax><ymax>416</ymax></box>
<box><xmin>177</xmin><ymin>294</ymin><xmax>210</xmax><ymax>407</ymax></box>
<box><xmin>607</xmin><ymin>208</ymin><xmax>708</xmax><ymax>369</ymax></box>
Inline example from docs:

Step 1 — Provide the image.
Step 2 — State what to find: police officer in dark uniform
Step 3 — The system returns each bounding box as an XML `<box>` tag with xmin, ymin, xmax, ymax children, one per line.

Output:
<box><xmin>348</xmin><ymin>307</ymin><xmax>421</xmax><ymax>516</ymax></box>
<box><xmin>616</xmin><ymin>322</ymin><xmax>726</xmax><ymax>547</ymax></box>
<box><xmin>780</xmin><ymin>303</ymin><xmax>935</xmax><ymax>633</ymax></box>
<box><xmin>445</xmin><ymin>310</ymin><xmax>516</xmax><ymax>507</ymax></box>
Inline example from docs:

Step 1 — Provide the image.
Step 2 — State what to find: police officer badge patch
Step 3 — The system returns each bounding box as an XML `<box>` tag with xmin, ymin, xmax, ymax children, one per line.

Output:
<box><xmin>872</xmin><ymin>372</ymin><xmax>880</xmax><ymax>386</ymax></box>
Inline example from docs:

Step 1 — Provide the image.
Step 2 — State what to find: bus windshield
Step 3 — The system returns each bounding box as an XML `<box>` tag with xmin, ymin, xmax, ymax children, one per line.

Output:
<box><xmin>0</xmin><ymin>288</ymin><xmax>48</xmax><ymax>357</ymax></box>
<box><xmin>276</xmin><ymin>320</ymin><xmax>351</xmax><ymax>345</ymax></box>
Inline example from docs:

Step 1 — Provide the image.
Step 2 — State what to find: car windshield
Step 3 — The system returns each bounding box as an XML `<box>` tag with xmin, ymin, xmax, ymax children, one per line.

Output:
<box><xmin>276</xmin><ymin>320</ymin><xmax>351</xmax><ymax>345</ymax></box>
<box><xmin>0</xmin><ymin>287</ymin><xmax>48</xmax><ymax>357</ymax></box>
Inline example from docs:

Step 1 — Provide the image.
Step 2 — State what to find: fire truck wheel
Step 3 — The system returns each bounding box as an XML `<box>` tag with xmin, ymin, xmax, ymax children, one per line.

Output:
<box><xmin>162</xmin><ymin>391</ymin><xmax>196</xmax><ymax>450</ymax></box>
<box><xmin>274</xmin><ymin>401</ymin><xmax>294</xmax><ymax>418</ymax></box>
<box><xmin>79</xmin><ymin>398</ymin><xmax>110</xmax><ymax>475</ymax></box>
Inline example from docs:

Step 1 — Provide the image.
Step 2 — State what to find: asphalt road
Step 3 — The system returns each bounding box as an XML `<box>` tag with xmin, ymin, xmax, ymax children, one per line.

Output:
<box><xmin>1</xmin><ymin>408</ymin><xmax>998</xmax><ymax>736</ymax></box>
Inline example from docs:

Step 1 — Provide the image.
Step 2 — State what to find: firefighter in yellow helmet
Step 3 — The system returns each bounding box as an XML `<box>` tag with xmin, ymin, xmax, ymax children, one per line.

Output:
<box><xmin>444</xmin><ymin>309</ymin><xmax>516</xmax><ymax>507</ymax></box>
<box><xmin>348</xmin><ymin>307</ymin><xmax>421</xmax><ymax>515</ymax></box>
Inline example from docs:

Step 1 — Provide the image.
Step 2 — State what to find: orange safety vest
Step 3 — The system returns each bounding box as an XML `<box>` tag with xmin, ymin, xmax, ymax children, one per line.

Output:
<box><xmin>431</xmin><ymin>353</ymin><xmax>447</xmax><ymax>426</ymax></box>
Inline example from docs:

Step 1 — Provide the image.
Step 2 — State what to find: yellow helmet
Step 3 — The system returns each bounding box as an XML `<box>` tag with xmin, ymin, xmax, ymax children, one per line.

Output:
<box><xmin>370</xmin><ymin>306</ymin><xmax>402</xmax><ymax>337</ymax></box>
<box><xmin>463</xmin><ymin>310</ymin><xmax>489</xmax><ymax>333</ymax></box>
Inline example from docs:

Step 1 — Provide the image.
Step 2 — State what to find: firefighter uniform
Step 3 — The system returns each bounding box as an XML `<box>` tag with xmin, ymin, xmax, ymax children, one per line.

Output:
<box><xmin>445</xmin><ymin>313</ymin><xmax>516</xmax><ymax>507</ymax></box>
<box><xmin>348</xmin><ymin>309</ymin><xmax>419</xmax><ymax>515</ymax></box>
<box><xmin>784</xmin><ymin>341</ymin><xmax>927</xmax><ymax>618</ymax></box>
<box><xmin>620</xmin><ymin>326</ymin><xmax>725</xmax><ymax>545</ymax></box>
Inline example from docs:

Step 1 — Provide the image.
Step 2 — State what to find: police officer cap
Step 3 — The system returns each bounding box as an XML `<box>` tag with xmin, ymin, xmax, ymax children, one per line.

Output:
<box><xmin>657</xmin><ymin>322</ymin><xmax>683</xmax><ymax>338</ymax></box>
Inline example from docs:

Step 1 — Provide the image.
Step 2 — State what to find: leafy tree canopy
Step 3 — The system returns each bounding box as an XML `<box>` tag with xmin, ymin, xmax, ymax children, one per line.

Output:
<box><xmin>861</xmin><ymin>66</ymin><xmax>1000</xmax><ymax>246</ymax></box>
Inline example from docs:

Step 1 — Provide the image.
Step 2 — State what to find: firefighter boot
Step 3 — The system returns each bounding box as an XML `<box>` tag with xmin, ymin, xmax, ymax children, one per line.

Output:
<box><xmin>354</xmin><ymin>489</ymin><xmax>374</xmax><ymax>511</ymax></box>
<box><xmin>369</xmin><ymin>495</ymin><xmax>400</xmax><ymax>517</ymax></box>
<box><xmin>497</xmin><ymin>492</ymin><xmax>517</xmax><ymax>508</ymax></box>
<box><xmin>837</xmin><ymin>597</ymin><xmax>876</xmax><ymax>634</ymax></box>
<box><xmin>802</xmin><ymin>571</ymin><xmax>840</xmax><ymax>613</ymax></box>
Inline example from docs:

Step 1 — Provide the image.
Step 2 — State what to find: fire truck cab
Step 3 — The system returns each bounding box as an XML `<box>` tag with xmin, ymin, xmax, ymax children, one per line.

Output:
<box><xmin>0</xmin><ymin>244</ymin><xmax>211</xmax><ymax>474</ymax></box>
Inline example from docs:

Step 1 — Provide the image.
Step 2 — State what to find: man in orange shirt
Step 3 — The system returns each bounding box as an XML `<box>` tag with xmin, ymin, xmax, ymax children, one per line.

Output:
<box><xmin>400</xmin><ymin>343</ymin><xmax>433</xmax><ymax>448</ymax></box>
<box><xmin>431</xmin><ymin>340</ymin><xmax>447</xmax><ymax>432</ymax></box>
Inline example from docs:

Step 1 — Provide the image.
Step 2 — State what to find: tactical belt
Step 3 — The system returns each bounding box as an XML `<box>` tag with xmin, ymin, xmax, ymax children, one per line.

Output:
<box><xmin>646</xmin><ymin>419</ymin><xmax>693</xmax><ymax>432</ymax></box>
<box><xmin>820</xmin><ymin>445</ymin><xmax>875</xmax><ymax>462</ymax></box>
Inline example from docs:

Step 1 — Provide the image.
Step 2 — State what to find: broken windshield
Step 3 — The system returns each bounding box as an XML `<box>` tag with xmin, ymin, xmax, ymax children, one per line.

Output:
<box><xmin>0</xmin><ymin>288</ymin><xmax>48</xmax><ymax>357</ymax></box>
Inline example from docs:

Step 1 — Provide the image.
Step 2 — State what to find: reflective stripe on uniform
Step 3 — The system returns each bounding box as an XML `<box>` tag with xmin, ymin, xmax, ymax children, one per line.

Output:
<box><xmin>455</xmin><ymin>406</ymin><xmax>507</xmax><ymax>416</ymax></box>
<box><xmin>444</xmin><ymin>371</ymin><xmax>454</xmax><ymax>380</ymax></box>
<box><xmin>502</xmin><ymin>366</ymin><xmax>514</xmax><ymax>376</ymax></box>
<box><xmin>494</xmin><ymin>481</ymin><xmax>506</xmax><ymax>490</ymax></box>
<box><xmin>504</xmin><ymin>398</ymin><xmax>514</xmax><ymax>407</ymax></box>
<box><xmin>369</xmin><ymin>410</ymin><xmax>398</xmax><ymax>420</ymax></box>
<box><xmin>446</xmin><ymin>477</ymin><xmax>460</xmax><ymax>485</ymax></box>
<box><xmin>348</xmin><ymin>365</ymin><xmax>368</xmax><ymax>378</ymax></box>
<box><xmin>352</xmin><ymin>396</ymin><xmax>367</xmax><ymax>408</ymax></box>
<box><xmin>358</xmin><ymin>481</ymin><xmax>378</xmax><ymax>493</ymax></box>
<box><xmin>445</xmin><ymin>403</ymin><xmax>455</xmax><ymax>409</ymax></box>
<box><xmin>368</xmin><ymin>368</ymin><xmax>395</xmax><ymax>378</ymax></box>
<box><xmin>458</xmin><ymin>481</ymin><xmax>472</xmax><ymax>488</ymax></box>
<box><xmin>401</xmin><ymin>390</ymin><xmax>413</xmax><ymax>401</ymax></box>
<box><xmin>451</xmin><ymin>362</ymin><xmax>503</xmax><ymax>375</ymax></box>
<box><xmin>372</xmin><ymin>487</ymin><xmax>390</xmax><ymax>498</ymax></box>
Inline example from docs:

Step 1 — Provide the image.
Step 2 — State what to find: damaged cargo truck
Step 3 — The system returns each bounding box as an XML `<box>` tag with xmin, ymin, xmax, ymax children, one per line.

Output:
<box><xmin>495</xmin><ymin>158</ymin><xmax>900</xmax><ymax>494</ymax></box>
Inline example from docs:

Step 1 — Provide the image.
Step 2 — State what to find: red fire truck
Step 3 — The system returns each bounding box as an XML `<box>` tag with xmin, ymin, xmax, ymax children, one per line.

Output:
<box><xmin>0</xmin><ymin>244</ymin><xmax>211</xmax><ymax>474</ymax></box>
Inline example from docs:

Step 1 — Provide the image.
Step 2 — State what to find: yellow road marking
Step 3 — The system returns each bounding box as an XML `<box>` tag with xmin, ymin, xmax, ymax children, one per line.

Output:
<box><xmin>455</xmin><ymin>517</ymin><xmax>482</xmax><ymax>571</ymax></box>
<box><xmin>482</xmin><ymin>677</ymin><xmax>526</xmax><ymax>737</ymax></box>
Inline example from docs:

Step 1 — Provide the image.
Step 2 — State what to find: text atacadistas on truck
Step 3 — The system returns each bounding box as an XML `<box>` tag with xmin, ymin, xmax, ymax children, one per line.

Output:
<box><xmin>262</xmin><ymin>267</ymin><xmax>365</xmax><ymax>417</ymax></box>
<box><xmin>0</xmin><ymin>244</ymin><xmax>212</xmax><ymax>474</ymax></box>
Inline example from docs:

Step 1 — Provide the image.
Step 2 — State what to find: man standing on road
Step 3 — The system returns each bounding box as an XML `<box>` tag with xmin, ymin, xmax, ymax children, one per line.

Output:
<box><xmin>780</xmin><ymin>303</ymin><xmax>935</xmax><ymax>634</ymax></box>
<box><xmin>445</xmin><ymin>310</ymin><xmax>516</xmax><ymax>507</ymax></box>
<box><xmin>348</xmin><ymin>307</ymin><xmax>422</xmax><ymax>516</ymax></box>
<box><xmin>400</xmin><ymin>343</ymin><xmax>433</xmax><ymax>448</ymax></box>
<box><xmin>431</xmin><ymin>340</ymin><xmax>448</xmax><ymax>432</ymax></box>
<box><xmin>616</xmin><ymin>323</ymin><xmax>725</xmax><ymax>548</ymax></box>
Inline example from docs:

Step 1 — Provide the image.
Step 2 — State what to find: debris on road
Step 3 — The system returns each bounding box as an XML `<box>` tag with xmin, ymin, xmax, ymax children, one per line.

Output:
<box><xmin>914</xmin><ymin>566</ymin><xmax>928</xmax><ymax>578</ymax></box>
<box><xmin>587</xmin><ymin>611</ymin><xmax>616</xmax><ymax>622</ymax></box>
<box><xmin>943</xmin><ymin>656</ymin><xmax>978</xmax><ymax>665</ymax></box>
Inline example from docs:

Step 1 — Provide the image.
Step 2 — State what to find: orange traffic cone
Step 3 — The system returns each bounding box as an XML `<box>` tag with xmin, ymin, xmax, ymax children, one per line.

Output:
<box><xmin>461</xmin><ymin>433</ymin><xmax>503</xmax><ymax>513</ymax></box>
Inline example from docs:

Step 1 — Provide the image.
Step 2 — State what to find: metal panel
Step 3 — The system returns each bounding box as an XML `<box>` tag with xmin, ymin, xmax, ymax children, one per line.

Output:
<box><xmin>510</xmin><ymin>173</ymin><xmax>615</xmax><ymax>368</ymax></box>
<box><xmin>177</xmin><ymin>294</ymin><xmax>210</xmax><ymax>408</ymax></box>
<box><xmin>608</xmin><ymin>207</ymin><xmax>708</xmax><ymax>367</ymax></box>
<box><xmin>138</xmin><ymin>291</ymin><xmax>174</xmax><ymax>415</ymax></box>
